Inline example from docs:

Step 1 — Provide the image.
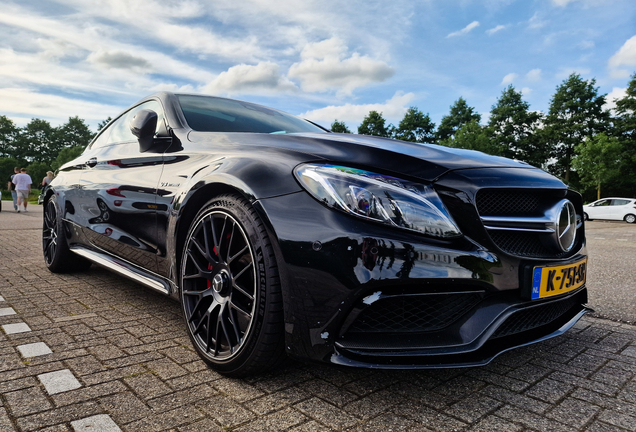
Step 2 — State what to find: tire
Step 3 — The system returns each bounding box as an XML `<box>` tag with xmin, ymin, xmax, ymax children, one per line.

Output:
<box><xmin>42</xmin><ymin>195</ymin><xmax>92</xmax><ymax>273</ymax></box>
<box><xmin>625</xmin><ymin>214</ymin><xmax>636</xmax><ymax>224</ymax></box>
<box><xmin>583</xmin><ymin>212</ymin><xmax>590</xmax><ymax>221</ymax></box>
<box><xmin>180</xmin><ymin>194</ymin><xmax>285</xmax><ymax>377</ymax></box>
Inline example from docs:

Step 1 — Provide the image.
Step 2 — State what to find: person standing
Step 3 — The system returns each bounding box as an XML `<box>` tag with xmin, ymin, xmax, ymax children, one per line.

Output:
<box><xmin>7</xmin><ymin>167</ymin><xmax>20</xmax><ymax>212</ymax></box>
<box><xmin>12</xmin><ymin>168</ymin><xmax>32</xmax><ymax>213</ymax></box>
<box><xmin>42</xmin><ymin>171</ymin><xmax>54</xmax><ymax>188</ymax></box>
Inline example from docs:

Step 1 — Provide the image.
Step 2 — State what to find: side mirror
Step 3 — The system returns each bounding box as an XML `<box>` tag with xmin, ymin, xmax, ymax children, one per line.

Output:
<box><xmin>130</xmin><ymin>109</ymin><xmax>158</xmax><ymax>152</ymax></box>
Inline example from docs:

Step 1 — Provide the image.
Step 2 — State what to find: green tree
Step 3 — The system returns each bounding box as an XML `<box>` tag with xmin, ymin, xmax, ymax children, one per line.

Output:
<box><xmin>56</xmin><ymin>116</ymin><xmax>94</xmax><ymax>149</ymax></box>
<box><xmin>437</xmin><ymin>97</ymin><xmax>481</xmax><ymax>143</ymax></box>
<box><xmin>358</xmin><ymin>111</ymin><xmax>389</xmax><ymax>137</ymax></box>
<box><xmin>543</xmin><ymin>74</ymin><xmax>609</xmax><ymax>182</ymax></box>
<box><xmin>394</xmin><ymin>107</ymin><xmax>436</xmax><ymax>143</ymax></box>
<box><xmin>97</xmin><ymin>117</ymin><xmax>112</xmax><ymax>132</ymax></box>
<box><xmin>488</xmin><ymin>85</ymin><xmax>545</xmax><ymax>167</ymax></box>
<box><xmin>51</xmin><ymin>146</ymin><xmax>85</xmax><ymax>171</ymax></box>
<box><xmin>0</xmin><ymin>157</ymin><xmax>20</xmax><ymax>192</ymax></box>
<box><xmin>331</xmin><ymin>120</ymin><xmax>351</xmax><ymax>133</ymax></box>
<box><xmin>611</xmin><ymin>72</ymin><xmax>636</xmax><ymax>197</ymax></box>
<box><xmin>572</xmin><ymin>133</ymin><xmax>622</xmax><ymax>200</ymax></box>
<box><xmin>26</xmin><ymin>161</ymin><xmax>51</xmax><ymax>191</ymax></box>
<box><xmin>446</xmin><ymin>120</ymin><xmax>500</xmax><ymax>155</ymax></box>
<box><xmin>0</xmin><ymin>116</ymin><xmax>19</xmax><ymax>158</ymax></box>
<box><xmin>13</xmin><ymin>119</ymin><xmax>58</xmax><ymax>163</ymax></box>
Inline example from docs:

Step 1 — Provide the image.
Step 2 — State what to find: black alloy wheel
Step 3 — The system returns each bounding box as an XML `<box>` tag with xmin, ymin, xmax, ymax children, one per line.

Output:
<box><xmin>180</xmin><ymin>194</ymin><xmax>284</xmax><ymax>376</ymax></box>
<box><xmin>42</xmin><ymin>195</ymin><xmax>91</xmax><ymax>273</ymax></box>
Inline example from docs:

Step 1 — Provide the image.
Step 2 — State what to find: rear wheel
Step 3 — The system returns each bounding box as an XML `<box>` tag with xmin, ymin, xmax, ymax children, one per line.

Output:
<box><xmin>583</xmin><ymin>212</ymin><xmax>590</xmax><ymax>221</ymax></box>
<box><xmin>42</xmin><ymin>195</ymin><xmax>91</xmax><ymax>273</ymax></box>
<box><xmin>180</xmin><ymin>194</ymin><xmax>285</xmax><ymax>377</ymax></box>
<box><xmin>625</xmin><ymin>214</ymin><xmax>636</xmax><ymax>224</ymax></box>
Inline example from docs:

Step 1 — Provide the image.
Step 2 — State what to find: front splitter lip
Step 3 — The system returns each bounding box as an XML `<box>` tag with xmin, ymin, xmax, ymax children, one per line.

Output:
<box><xmin>329</xmin><ymin>307</ymin><xmax>591</xmax><ymax>370</ymax></box>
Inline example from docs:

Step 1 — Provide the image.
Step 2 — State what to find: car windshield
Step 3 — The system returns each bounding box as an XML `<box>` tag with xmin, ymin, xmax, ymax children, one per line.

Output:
<box><xmin>177</xmin><ymin>95</ymin><xmax>326</xmax><ymax>135</ymax></box>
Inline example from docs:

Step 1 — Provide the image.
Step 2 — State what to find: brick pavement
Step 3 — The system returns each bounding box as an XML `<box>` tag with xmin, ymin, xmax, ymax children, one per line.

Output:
<box><xmin>1</xmin><ymin>201</ymin><xmax>635</xmax><ymax>431</ymax></box>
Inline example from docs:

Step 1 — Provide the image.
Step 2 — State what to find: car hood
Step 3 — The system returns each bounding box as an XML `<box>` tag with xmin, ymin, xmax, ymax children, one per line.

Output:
<box><xmin>188</xmin><ymin>131</ymin><xmax>540</xmax><ymax>182</ymax></box>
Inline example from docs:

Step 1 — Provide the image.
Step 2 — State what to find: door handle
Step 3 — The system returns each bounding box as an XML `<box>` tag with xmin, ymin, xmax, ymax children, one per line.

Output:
<box><xmin>85</xmin><ymin>157</ymin><xmax>97</xmax><ymax>168</ymax></box>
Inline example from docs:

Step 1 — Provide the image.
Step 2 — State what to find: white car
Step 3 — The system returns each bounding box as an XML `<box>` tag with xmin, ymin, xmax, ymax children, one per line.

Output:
<box><xmin>583</xmin><ymin>197</ymin><xmax>636</xmax><ymax>224</ymax></box>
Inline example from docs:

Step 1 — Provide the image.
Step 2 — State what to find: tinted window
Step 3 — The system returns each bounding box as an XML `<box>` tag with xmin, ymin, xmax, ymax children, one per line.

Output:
<box><xmin>595</xmin><ymin>200</ymin><xmax>610</xmax><ymax>206</ymax></box>
<box><xmin>177</xmin><ymin>95</ymin><xmax>325</xmax><ymax>134</ymax></box>
<box><xmin>612</xmin><ymin>199</ymin><xmax>631</xmax><ymax>206</ymax></box>
<box><xmin>91</xmin><ymin>100</ymin><xmax>164</xmax><ymax>149</ymax></box>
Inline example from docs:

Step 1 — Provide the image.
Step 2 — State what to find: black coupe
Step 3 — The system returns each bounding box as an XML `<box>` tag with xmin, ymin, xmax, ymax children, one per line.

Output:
<box><xmin>42</xmin><ymin>92</ymin><xmax>590</xmax><ymax>376</ymax></box>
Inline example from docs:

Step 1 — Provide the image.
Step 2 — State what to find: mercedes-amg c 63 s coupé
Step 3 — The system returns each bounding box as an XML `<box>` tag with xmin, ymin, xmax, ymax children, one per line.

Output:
<box><xmin>42</xmin><ymin>92</ymin><xmax>590</xmax><ymax>376</ymax></box>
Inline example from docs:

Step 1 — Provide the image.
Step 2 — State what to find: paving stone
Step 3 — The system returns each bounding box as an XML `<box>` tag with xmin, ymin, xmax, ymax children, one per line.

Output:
<box><xmin>52</xmin><ymin>381</ymin><xmax>127</xmax><ymax>407</ymax></box>
<box><xmin>597</xmin><ymin>410</ymin><xmax>636</xmax><ymax>431</ymax></box>
<box><xmin>124</xmin><ymin>372</ymin><xmax>173</xmax><ymax>400</ymax></box>
<box><xmin>144</xmin><ymin>357</ymin><xmax>188</xmax><ymax>380</ymax></box>
<box><xmin>525</xmin><ymin>377</ymin><xmax>574</xmax><ymax>402</ymax></box>
<box><xmin>213</xmin><ymin>377</ymin><xmax>266</xmax><ymax>403</ymax></box>
<box><xmin>99</xmin><ymin>391</ymin><xmax>152</xmax><ymax>423</ymax></box>
<box><xmin>466</xmin><ymin>415</ymin><xmax>523</xmax><ymax>432</ymax></box>
<box><xmin>147</xmin><ymin>383</ymin><xmax>217</xmax><ymax>411</ymax></box>
<box><xmin>233</xmin><ymin>408</ymin><xmax>307</xmax><ymax>432</ymax></box>
<box><xmin>177</xmin><ymin>418</ymin><xmax>224</xmax><ymax>432</ymax></box>
<box><xmin>195</xmin><ymin>395</ymin><xmax>255</xmax><ymax>428</ymax></box>
<box><xmin>0</xmin><ymin>296</ymin><xmax>4</xmax><ymax>301</ymax></box>
<box><xmin>0</xmin><ymin>307</ymin><xmax>17</xmax><ymax>316</ymax></box>
<box><xmin>495</xmin><ymin>405</ymin><xmax>576</xmax><ymax>432</ymax></box>
<box><xmin>546</xmin><ymin>397</ymin><xmax>602</xmax><ymax>429</ymax></box>
<box><xmin>445</xmin><ymin>395</ymin><xmax>503</xmax><ymax>423</ymax></box>
<box><xmin>294</xmin><ymin>397</ymin><xmax>359</xmax><ymax>430</ymax></box>
<box><xmin>5</xmin><ymin>386</ymin><xmax>53</xmax><ymax>417</ymax></box>
<box><xmin>71</xmin><ymin>414</ymin><xmax>121</xmax><ymax>432</ymax></box>
<box><xmin>38</xmin><ymin>369</ymin><xmax>82</xmax><ymax>395</ymax></box>
<box><xmin>248</xmin><ymin>387</ymin><xmax>310</xmax><ymax>416</ymax></box>
<box><xmin>302</xmin><ymin>379</ymin><xmax>358</xmax><ymax>408</ymax></box>
<box><xmin>16</xmin><ymin>401</ymin><xmax>103</xmax><ymax>432</ymax></box>
<box><xmin>2</xmin><ymin>322</ymin><xmax>31</xmax><ymax>334</ymax></box>
<box><xmin>123</xmin><ymin>405</ymin><xmax>205</xmax><ymax>432</ymax></box>
<box><xmin>17</xmin><ymin>342</ymin><xmax>53</xmax><ymax>358</ymax></box>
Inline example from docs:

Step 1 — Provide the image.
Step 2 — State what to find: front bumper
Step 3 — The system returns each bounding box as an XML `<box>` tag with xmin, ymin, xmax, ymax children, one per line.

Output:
<box><xmin>255</xmin><ymin>190</ymin><xmax>589</xmax><ymax>368</ymax></box>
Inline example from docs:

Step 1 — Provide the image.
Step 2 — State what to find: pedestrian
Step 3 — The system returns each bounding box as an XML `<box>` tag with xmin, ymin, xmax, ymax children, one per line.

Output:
<box><xmin>7</xmin><ymin>167</ymin><xmax>20</xmax><ymax>212</ymax></box>
<box><xmin>12</xmin><ymin>168</ymin><xmax>32</xmax><ymax>213</ymax></box>
<box><xmin>42</xmin><ymin>171</ymin><xmax>54</xmax><ymax>188</ymax></box>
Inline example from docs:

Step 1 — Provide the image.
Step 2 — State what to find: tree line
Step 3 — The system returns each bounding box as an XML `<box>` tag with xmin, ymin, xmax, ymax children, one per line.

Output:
<box><xmin>0</xmin><ymin>116</ymin><xmax>110</xmax><ymax>193</ymax></box>
<box><xmin>1</xmin><ymin>72</ymin><xmax>635</xmax><ymax>201</ymax></box>
<box><xmin>332</xmin><ymin>72</ymin><xmax>636</xmax><ymax>201</ymax></box>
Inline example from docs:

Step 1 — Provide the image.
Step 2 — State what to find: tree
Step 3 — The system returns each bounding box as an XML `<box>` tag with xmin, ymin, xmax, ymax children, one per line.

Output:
<box><xmin>330</xmin><ymin>120</ymin><xmax>351</xmax><ymax>133</ymax></box>
<box><xmin>437</xmin><ymin>97</ymin><xmax>481</xmax><ymax>143</ymax></box>
<box><xmin>394</xmin><ymin>107</ymin><xmax>436</xmax><ymax>143</ymax></box>
<box><xmin>358</xmin><ymin>111</ymin><xmax>389</xmax><ymax>137</ymax></box>
<box><xmin>97</xmin><ymin>117</ymin><xmax>112</xmax><ymax>132</ymax></box>
<box><xmin>488</xmin><ymin>85</ymin><xmax>545</xmax><ymax>167</ymax></box>
<box><xmin>572</xmin><ymin>133</ymin><xmax>622</xmax><ymax>200</ymax></box>
<box><xmin>13</xmin><ymin>119</ymin><xmax>57</xmax><ymax>163</ymax></box>
<box><xmin>56</xmin><ymin>117</ymin><xmax>94</xmax><ymax>149</ymax></box>
<box><xmin>611</xmin><ymin>72</ymin><xmax>636</xmax><ymax>196</ymax></box>
<box><xmin>543</xmin><ymin>74</ymin><xmax>609</xmax><ymax>182</ymax></box>
<box><xmin>0</xmin><ymin>116</ymin><xmax>19</xmax><ymax>158</ymax></box>
<box><xmin>52</xmin><ymin>146</ymin><xmax>85</xmax><ymax>171</ymax></box>
<box><xmin>446</xmin><ymin>120</ymin><xmax>500</xmax><ymax>155</ymax></box>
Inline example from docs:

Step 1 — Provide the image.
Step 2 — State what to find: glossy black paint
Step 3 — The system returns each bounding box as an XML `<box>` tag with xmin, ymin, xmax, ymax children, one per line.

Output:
<box><xmin>46</xmin><ymin>92</ymin><xmax>589</xmax><ymax>369</ymax></box>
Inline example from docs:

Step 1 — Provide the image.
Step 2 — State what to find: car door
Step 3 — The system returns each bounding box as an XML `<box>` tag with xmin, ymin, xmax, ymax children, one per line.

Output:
<box><xmin>588</xmin><ymin>199</ymin><xmax>611</xmax><ymax>219</ymax></box>
<box><xmin>78</xmin><ymin>100</ymin><xmax>166</xmax><ymax>273</ymax></box>
<box><xmin>610</xmin><ymin>199</ymin><xmax>632</xmax><ymax>220</ymax></box>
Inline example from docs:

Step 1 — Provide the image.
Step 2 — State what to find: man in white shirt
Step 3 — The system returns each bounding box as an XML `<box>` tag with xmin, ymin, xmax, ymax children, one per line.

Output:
<box><xmin>12</xmin><ymin>168</ymin><xmax>32</xmax><ymax>213</ymax></box>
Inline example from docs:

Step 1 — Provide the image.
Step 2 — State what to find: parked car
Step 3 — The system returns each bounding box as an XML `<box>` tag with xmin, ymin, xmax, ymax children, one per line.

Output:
<box><xmin>42</xmin><ymin>92</ymin><xmax>590</xmax><ymax>376</ymax></box>
<box><xmin>583</xmin><ymin>198</ymin><xmax>636</xmax><ymax>223</ymax></box>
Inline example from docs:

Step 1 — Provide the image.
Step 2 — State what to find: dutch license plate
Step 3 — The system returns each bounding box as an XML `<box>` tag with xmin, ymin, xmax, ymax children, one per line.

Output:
<box><xmin>531</xmin><ymin>258</ymin><xmax>587</xmax><ymax>300</ymax></box>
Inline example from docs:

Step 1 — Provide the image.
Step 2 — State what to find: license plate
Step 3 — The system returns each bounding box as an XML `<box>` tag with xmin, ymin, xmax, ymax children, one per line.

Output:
<box><xmin>531</xmin><ymin>258</ymin><xmax>587</xmax><ymax>299</ymax></box>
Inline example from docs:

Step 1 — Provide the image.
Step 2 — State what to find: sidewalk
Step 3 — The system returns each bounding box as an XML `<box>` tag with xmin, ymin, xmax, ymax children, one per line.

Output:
<box><xmin>1</xmin><ymin>202</ymin><xmax>635</xmax><ymax>431</ymax></box>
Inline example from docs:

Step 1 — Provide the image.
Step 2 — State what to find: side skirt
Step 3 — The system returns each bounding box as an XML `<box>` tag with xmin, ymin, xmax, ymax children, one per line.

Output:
<box><xmin>70</xmin><ymin>246</ymin><xmax>174</xmax><ymax>296</ymax></box>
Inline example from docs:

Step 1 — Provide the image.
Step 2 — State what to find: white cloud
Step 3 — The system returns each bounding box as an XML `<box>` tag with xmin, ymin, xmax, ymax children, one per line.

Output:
<box><xmin>501</xmin><ymin>73</ymin><xmax>518</xmax><ymax>85</ymax></box>
<box><xmin>486</xmin><ymin>25</ymin><xmax>506</xmax><ymax>36</ymax></box>
<box><xmin>608</xmin><ymin>35</ymin><xmax>636</xmax><ymax>78</ymax></box>
<box><xmin>528</xmin><ymin>13</ymin><xmax>546</xmax><ymax>29</ymax></box>
<box><xmin>300</xmin><ymin>92</ymin><xmax>415</xmax><ymax>127</ymax></box>
<box><xmin>521</xmin><ymin>87</ymin><xmax>533</xmax><ymax>95</ymax></box>
<box><xmin>603</xmin><ymin>87</ymin><xmax>627</xmax><ymax>111</ymax></box>
<box><xmin>555</xmin><ymin>67</ymin><xmax>591</xmax><ymax>79</ymax></box>
<box><xmin>447</xmin><ymin>21</ymin><xmax>480</xmax><ymax>38</ymax></box>
<box><xmin>0</xmin><ymin>87</ymin><xmax>121</xmax><ymax>127</ymax></box>
<box><xmin>579</xmin><ymin>40</ymin><xmax>595</xmax><ymax>49</ymax></box>
<box><xmin>526</xmin><ymin>69</ymin><xmax>542</xmax><ymax>81</ymax></box>
<box><xmin>203</xmin><ymin>62</ymin><xmax>298</xmax><ymax>95</ymax></box>
<box><xmin>288</xmin><ymin>38</ymin><xmax>394</xmax><ymax>95</ymax></box>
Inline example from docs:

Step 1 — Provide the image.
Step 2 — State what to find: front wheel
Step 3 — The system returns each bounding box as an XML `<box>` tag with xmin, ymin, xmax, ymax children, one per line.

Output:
<box><xmin>180</xmin><ymin>194</ymin><xmax>285</xmax><ymax>377</ymax></box>
<box><xmin>625</xmin><ymin>214</ymin><xmax>636</xmax><ymax>224</ymax></box>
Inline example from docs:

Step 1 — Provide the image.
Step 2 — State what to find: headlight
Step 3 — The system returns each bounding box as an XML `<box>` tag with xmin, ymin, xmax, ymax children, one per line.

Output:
<box><xmin>294</xmin><ymin>164</ymin><xmax>462</xmax><ymax>238</ymax></box>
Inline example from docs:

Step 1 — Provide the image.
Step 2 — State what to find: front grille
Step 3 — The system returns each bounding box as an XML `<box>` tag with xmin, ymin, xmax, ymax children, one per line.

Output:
<box><xmin>492</xmin><ymin>294</ymin><xmax>580</xmax><ymax>339</ymax></box>
<box><xmin>476</xmin><ymin>191</ymin><xmax>541</xmax><ymax>216</ymax></box>
<box><xmin>489</xmin><ymin>231</ymin><xmax>568</xmax><ymax>259</ymax></box>
<box><xmin>473</xmin><ymin>188</ymin><xmax>579</xmax><ymax>259</ymax></box>
<box><xmin>347</xmin><ymin>293</ymin><xmax>482</xmax><ymax>333</ymax></box>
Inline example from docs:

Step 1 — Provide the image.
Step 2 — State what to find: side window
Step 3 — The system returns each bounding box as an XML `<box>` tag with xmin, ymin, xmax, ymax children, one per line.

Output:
<box><xmin>612</xmin><ymin>199</ymin><xmax>630</xmax><ymax>206</ymax></box>
<box><xmin>596</xmin><ymin>200</ymin><xmax>610</xmax><ymax>207</ymax></box>
<box><xmin>91</xmin><ymin>101</ymin><xmax>164</xmax><ymax>149</ymax></box>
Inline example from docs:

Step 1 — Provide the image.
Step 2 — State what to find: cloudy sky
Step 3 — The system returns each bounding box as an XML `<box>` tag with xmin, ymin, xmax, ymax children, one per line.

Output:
<box><xmin>1</xmin><ymin>0</ymin><xmax>635</xmax><ymax>132</ymax></box>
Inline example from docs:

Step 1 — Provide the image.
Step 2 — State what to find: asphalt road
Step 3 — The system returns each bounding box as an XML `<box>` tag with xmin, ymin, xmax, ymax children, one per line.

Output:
<box><xmin>585</xmin><ymin>220</ymin><xmax>636</xmax><ymax>324</ymax></box>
